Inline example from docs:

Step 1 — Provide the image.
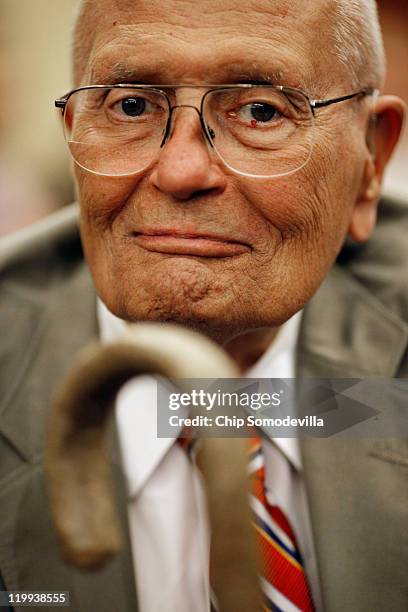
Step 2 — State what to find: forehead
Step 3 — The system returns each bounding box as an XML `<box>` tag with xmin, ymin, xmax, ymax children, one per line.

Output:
<box><xmin>83</xmin><ymin>0</ymin><xmax>331</xmax><ymax>91</ymax></box>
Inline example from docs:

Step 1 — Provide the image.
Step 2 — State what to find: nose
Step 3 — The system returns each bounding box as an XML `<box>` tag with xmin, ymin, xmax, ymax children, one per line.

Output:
<box><xmin>149</xmin><ymin>106</ymin><xmax>227</xmax><ymax>200</ymax></box>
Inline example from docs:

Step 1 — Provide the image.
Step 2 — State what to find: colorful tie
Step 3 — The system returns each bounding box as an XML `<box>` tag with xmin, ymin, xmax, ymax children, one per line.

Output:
<box><xmin>249</xmin><ymin>437</ymin><xmax>315</xmax><ymax>612</ymax></box>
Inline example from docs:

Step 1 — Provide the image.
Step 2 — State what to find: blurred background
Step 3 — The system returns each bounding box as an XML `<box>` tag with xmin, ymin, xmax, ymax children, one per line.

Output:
<box><xmin>0</xmin><ymin>0</ymin><xmax>407</xmax><ymax>236</ymax></box>
<box><xmin>0</xmin><ymin>0</ymin><xmax>76</xmax><ymax>236</ymax></box>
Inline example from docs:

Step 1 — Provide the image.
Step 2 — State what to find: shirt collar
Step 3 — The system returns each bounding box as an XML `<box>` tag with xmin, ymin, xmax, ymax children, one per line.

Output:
<box><xmin>246</xmin><ymin>310</ymin><xmax>302</xmax><ymax>379</ymax></box>
<box><xmin>98</xmin><ymin>298</ymin><xmax>129</xmax><ymax>343</ymax></box>
<box><xmin>246</xmin><ymin>311</ymin><xmax>303</xmax><ymax>471</ymax></box>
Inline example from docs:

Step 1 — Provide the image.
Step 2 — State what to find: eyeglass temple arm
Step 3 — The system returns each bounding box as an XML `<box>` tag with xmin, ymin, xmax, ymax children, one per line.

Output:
<box><xmin>311</xmin><ymin>88</ymin><xmax>377</xmax><ymax>109</ymax></box>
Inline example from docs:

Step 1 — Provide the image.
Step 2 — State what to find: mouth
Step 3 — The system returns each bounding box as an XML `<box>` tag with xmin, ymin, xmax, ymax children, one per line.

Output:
<box><xmin>132</xmin><ymin>230</ymin><xmax>252</xmax><ymax>257</ymax></box>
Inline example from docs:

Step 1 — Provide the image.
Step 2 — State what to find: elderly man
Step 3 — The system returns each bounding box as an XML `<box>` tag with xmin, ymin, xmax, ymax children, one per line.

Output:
<box><xmin>0</xmin><ymin>0</ymin><xmax>407</xmax><ymax>611</ymax></box>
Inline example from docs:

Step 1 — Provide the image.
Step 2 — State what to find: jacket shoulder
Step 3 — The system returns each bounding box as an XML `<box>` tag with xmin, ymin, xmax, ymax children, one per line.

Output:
<box><xmin>0</xmin><ymin>204</ymin><xmax>97</xmax><ymax>463</ymax></box>
<box><xmin>0</xmin><ymin>203</ymin><xmax>83</xmax><ymax>290</ymax></box>
<box><xmin>338</xmin><ymin>194</ymin><xmax>408</xmax><ymax>326</ymax></box>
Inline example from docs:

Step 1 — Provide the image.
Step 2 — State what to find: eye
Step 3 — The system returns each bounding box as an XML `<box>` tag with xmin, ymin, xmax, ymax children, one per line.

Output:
<box><xmin>239</xmin><ymin>102</ymin><xmax>281</xmax><ymax>124</ymax></box>
<box><xmin>120</xmin><ymin>97</ymin><xmax>147</xmax><ymax>117</ymax></box>
<box><xmin>110</xmin><ymin>95</ymin><xmax>165</xmax><ymax>119</ymax></box>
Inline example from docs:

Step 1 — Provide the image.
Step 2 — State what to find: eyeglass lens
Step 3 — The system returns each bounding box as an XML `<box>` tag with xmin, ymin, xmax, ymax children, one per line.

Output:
<box><xmin>63</xmin><ymin>86</ymin><xmax>315</xmax><ymax>178</ymax></box>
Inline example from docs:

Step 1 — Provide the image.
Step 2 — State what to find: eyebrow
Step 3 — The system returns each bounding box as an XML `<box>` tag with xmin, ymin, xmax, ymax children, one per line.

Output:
<box><xmin>89</xmin><ymin>62</ymin><xmax>162</xmax><ymax>85</ymax></box>
<box><xmin>89</xmin><ymin>61</ymin><xmax>307</xmax><ymax>91</ymax></box>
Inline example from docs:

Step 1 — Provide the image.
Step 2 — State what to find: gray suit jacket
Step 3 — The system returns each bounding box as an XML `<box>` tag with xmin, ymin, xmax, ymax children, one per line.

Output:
<box><xmin>1</xmin><ymin>198</ymin><xmax>407</xmax><ymax>611</ymax></box>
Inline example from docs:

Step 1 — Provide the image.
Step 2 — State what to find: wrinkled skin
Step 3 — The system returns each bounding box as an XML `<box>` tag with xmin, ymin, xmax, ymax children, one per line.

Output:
<box><xmin>74</xmin><ymin>0</ymin><xmax>404</xmax><ymax>351</ymax></box>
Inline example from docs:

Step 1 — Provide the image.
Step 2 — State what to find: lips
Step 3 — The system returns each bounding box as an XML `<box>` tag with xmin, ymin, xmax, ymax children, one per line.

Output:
<box><xmin>132</xmin><ymin>230</ymin><xmax>251</xmax><ymax>257</ymax></box>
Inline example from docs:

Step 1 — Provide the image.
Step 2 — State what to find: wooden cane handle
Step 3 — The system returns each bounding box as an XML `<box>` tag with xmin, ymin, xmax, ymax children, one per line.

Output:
<box><xmin>44</xmin><ymin>322</ymin><xmax>261</xmax><ymax>610</ymax></box>
<box><xmin>44</xmin><ymin>322</ymin><xmax>237</xmax><ymax>569</ymax></box>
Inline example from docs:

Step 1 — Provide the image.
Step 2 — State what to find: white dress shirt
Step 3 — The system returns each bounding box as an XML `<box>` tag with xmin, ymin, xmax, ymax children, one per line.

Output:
<box><xmin>97</xmin><ymin>300</ymin><xmax>323</xmax><ymax>611</ymax></box>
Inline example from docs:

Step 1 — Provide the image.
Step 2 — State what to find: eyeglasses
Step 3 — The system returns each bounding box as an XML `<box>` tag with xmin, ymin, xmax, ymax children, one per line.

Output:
<box><xmin>55</xmin><ymin>84</ymin><xmax>377</xmax><ymax>179</ymax></box>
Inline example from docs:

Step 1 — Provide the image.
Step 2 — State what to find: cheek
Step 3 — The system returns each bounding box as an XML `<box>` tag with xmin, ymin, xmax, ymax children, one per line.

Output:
<box><xmin>248</xmin><ymin>131</ymin><xmax>361</xmax><ymax>242</ymax></box>
<box><xmin>75</xmin><ymin>167</ymin><xmax>143</xmax><ymax>229</ymax></box>
<box><xmin>310</xmin><ymin>131</ymin><xmax>364</xmax><ymax>243</ymax></box>
<box><xmin>238</xmin><ymin>138</ymin><xmax>361</xmax><ymax>281</ymax></box>
<box><xmin>240</xmin><ymin>174</ymin><xmax>325</xmax><ymax>247</ymax></box>
<box><xmin>75</xmin><ymin>167</ymin><xmax>148</xmax><ymax>281</ymax></box>
<box><xmin>75</xmin><ymin>168</ymin><xmax>144</xmax><ymax>293</ymax></box>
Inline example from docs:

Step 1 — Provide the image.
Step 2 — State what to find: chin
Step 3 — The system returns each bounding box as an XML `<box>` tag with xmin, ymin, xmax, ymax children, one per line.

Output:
<box><xmin>106</xmin><ymin>291</ymin><xmax>295</xmax><ymax>347</ymax></box>
<box><xmin>95</xmin><ymin>259</ymin><xmax>309</xmax><ymax>344</ymax></box>
<box><xmin>112</xmin><ymin>300</ymin><xmax>236</xmax><ymax>343</ymax></box>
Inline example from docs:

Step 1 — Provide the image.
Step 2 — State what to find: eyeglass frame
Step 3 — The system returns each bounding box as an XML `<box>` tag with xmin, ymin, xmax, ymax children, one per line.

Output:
<box><xmin>55</xmin><ymin>83</ymin><xmax>378</xmax><ymax>177</ymax></box>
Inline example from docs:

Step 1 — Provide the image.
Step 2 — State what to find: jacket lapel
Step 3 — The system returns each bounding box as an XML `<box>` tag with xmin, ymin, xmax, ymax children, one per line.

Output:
<box><xmin>297</xmin><ymin>264</ymin><xmax>408</xmax><ymax>611</ymax></box>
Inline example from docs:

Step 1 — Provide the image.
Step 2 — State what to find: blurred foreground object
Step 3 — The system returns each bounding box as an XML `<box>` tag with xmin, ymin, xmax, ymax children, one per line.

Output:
<box><xmin>44</xmin><ymin>322</ymin><xmax>261</xmax><ymax>611</ymax></box>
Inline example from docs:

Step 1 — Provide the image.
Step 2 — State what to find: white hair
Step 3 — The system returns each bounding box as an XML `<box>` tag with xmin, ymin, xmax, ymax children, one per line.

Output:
<box><xmin>330</xmin><ymin>0</ymin><xmax>385</xmax><ymax>89</ymax></box>
<box><xmin>72</xmin><ymin>0</ymin><xmax>385</xmax><ymax>89</ymax></box>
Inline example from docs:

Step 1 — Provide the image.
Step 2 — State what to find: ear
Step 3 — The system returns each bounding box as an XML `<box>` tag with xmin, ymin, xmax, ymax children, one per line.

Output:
<box><xmin>348</xmin><ymin>95</ymin><xmax>406</xmax><ymax>242</ymax></box>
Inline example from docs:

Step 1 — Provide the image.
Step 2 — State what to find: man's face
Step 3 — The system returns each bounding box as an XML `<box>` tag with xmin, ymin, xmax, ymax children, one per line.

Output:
<box><xmin>75</xmin><ymin>0</ymin><xmax>371</xmax><ymax>343</ymax></box>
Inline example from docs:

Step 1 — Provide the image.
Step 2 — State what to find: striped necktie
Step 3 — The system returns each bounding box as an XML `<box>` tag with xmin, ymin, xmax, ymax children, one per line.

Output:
<box><xmin>249</xmin><ymin>436</ymin><xmax>315</xmax><ymax>612</ymax></box>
